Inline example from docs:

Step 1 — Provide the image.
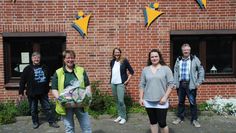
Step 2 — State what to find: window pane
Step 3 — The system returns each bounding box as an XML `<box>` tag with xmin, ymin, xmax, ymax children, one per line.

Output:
<box><xmin>4</xmin><ymin>37</ymin><xmax>65</xmax><ymax>80</ymax></box>
<box><xmin>9</xmin><ymin>39</ymin><xmax>32</xmax><ymax>77</ymax></box>
<box><xmin>171</xmin><ymin>34</ymin><xmax>235</xmax><ymax>77</ymax></box>
<box><xmin>171</xmin><ymin>36</ymin><xmax>200</xmax><ymax>69</ymax></box>
<box><xmin>206</xmin><ymin>36</ymin><xmax>233</xmax><ymax>74</ymax></box>
<box><xmin>39</xmin><ymin>38</ymin><xmax>65</xmax><ymax>77</ymax></box>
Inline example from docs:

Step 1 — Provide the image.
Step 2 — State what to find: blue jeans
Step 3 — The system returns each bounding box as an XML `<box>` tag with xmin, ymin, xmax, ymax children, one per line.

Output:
<box><xmin>62</xmin><ymin>108</ymin><xmax>92</xmax><ymax>133</ymax></box>
<box><xmin>177</xmin><ymin>81</ymin><xmax>198</xmax><ymax>122</ymax></box>
<box><xmin>111</xmin><ymin>84</ymin><xmax>127</xmax><ymax>119</ymax></box>
<box><xmin>28</xmin><ymin>94</ymin><xmax>55</xmax><ymax>123</ymax></box>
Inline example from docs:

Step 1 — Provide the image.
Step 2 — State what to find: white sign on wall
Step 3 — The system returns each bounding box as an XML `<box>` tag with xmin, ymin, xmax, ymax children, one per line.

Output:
<box><xmin>21</xmin><ymin>52</ymin><xmax>30</xmax><ymax>63</ymax></box>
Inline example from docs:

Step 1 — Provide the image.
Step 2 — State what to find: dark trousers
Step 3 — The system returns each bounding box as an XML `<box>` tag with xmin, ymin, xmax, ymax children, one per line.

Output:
<box><xmin>28</xmin><ymin>94</ymin><xmax>55</xmax><ymax>124</ymax></box>
<box><xmin>146</xmin><ymin>108</ymin><xmax>168</xmax><ymax>128</ymax></box>
<box><xmin>177</xmin><ymin>81</ymin><xmax>198</xmax><ymax>122</ymax></box>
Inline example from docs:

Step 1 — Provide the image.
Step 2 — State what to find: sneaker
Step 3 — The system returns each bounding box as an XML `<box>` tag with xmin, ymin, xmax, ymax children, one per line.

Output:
<box><xmin>192</xmin><ymin>120</ymin><xmax>201</xmax><ymax>128</ymax></box>
<box><xmin>49</xmin><ymin>122</ymin><xmax>60</xmax><ymax>128</ymax></box>
<box><xmin>172</xmin><ymin>118</ymin><xmax>183</xmax><ymax>125</ymax></box>
<box><xmin>119</xmin><ymin>118</ymin><xmax>126</xmax><ymax>124</ymax></box>
<box><xmin>32</xmin><ymin>122</ymin><xmax>39</xmax><ymax>129</ymax></box>
<box><xmin>114</xmin><ymin>116</ymin><xmax>122</xmax><ymax>123</ymax></box>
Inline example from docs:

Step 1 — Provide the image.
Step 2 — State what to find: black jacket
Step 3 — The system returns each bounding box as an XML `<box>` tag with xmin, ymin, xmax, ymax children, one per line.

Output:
<box><xmin>19</xmin><ymin>64</ymin><xmax>50</xmax><ymax>96</ymax></box>
<box><xmin>110</xmin><ymin>58</ymin><xmax>134</xmax><ymax>84</ymax></box>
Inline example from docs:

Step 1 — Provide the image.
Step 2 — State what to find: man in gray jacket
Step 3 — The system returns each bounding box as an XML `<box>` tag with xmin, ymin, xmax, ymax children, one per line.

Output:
<box><xmin>172</xmin><ymin>43</ymin><xmax>204</xmax><ymax>128</ymax></box>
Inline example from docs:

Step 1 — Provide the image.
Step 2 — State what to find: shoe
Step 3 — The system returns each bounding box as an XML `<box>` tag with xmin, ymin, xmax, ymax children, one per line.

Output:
<box><xmin>114</xmin><ymin>116</ymin><xmax>122</xmax><ymax>123</ymax></box>
<box><xmin>172</xmin><ymin>118</ymin><xmax>183</xmax><ymax>125</ymax></box>
<box><xmin>119</xmin><ymin>118</ymin><xmax>126</xmax><ymax>124</ymax></box>
<box><xmin>49</xmin><ymin>122</ymin><xmax>60</xmax><ymax>128</ymax></box>
<box><xmin>32</xmin><ymin>122</ymin><xmax>39</xmax><ymax>129</ymax></box>
<box><xmin>192</xmin><ymin>120</ymin><xmax>201</xmax><ymax>128</ymax></box>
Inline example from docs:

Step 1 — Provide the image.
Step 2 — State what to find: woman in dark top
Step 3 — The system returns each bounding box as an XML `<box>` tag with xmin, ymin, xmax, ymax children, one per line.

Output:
<box><xmin>110</xmin><ymin>47</ymin><xmax>134</xmax><ymax>125</ymax></box>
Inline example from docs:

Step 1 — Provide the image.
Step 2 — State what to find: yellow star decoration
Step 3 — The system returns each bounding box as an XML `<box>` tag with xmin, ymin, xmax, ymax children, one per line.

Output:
<box><xmin>144</xmin><ymin>2</ymin><xmax>164</xmax><ymax>28</ymax></box>
<box><xmin>72</xmin><ymin>11</ymin><xmax>92</xmax><ymax>38</ymax></box>
<box><xmin>196</xmin><ymin>0</ymin><xmax>207</xmax><ymax>9</ymax></box>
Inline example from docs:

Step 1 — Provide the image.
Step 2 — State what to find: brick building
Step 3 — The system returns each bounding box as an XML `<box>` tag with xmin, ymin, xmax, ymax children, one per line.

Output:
<box><xmin>0</xmin><ymin>0</ymin><xmax>236</xmax><ymax>105</ymax></box>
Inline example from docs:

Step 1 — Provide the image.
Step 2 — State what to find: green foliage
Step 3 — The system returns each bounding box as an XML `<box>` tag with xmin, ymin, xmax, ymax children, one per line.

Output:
<box><xmin>0</xmin><ymin>102</ymin><xmax>17</xmax><ymax>125</ymax></box>
<box><xmin>16</xmin><ymin>99</ymin><xmax>30</xmax><ymax>116</ymax></box>
<box><xmin>0</xmin><ymin>99</ymin><xmax>60</xmax><ymax>125</ymax></box>
<box><xmin>224</xmin><ymin>103</ymin><xmax>235</xmax><ymax>115</ymax></box>
<box><xmin>102</xmin><ymin>94</ymin><xmax>117</xmax><ymax>116</ymax></box>
<box><xmin>128</xmin><ymin>103</ymin><xmax>146</xmax><ymax>114</ymax></box>
<box><xmin>124</xmin><ymin>94</ymin><xmax>133</xmax><ymax>107</ymax></box>
<box><xmin>198</xmin><ymin>102</ymin><xmax>209</xmax><ymax>111</ymax></box>
<box><xmin>88</xmin><ymin>81</ymin><xmax>104</xmax><ymax>118</ymax></box>
<box><xmin>88</xmin><ymin>81</ymin><xmax>146</xmax><ymax>118</ymax></box>
<box><xmin>49</xmin><ymin>100</ymin><xmax>61</xmax><ymax>121</ymax></box>
<box><xmin>89</xmin><ymin>81</ymin><xmax>105</xmax><ymax>114</ymax></box>
<box><xmin>206</xmin><ymin>96</ymin><xmax>236</xmax><ymax>116</ymax></box>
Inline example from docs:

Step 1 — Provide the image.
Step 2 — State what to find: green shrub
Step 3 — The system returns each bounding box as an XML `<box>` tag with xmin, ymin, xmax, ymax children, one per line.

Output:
<box><xmin>198</xmin><ymin>102</ymin><xmax>209</xmax><ymax>111</ymax></box>
<box><xmin>0</xmin><ymin>102</ymin><xmax>17</xmax><ymax>125</ymax></box>
<box><xmin>89</xmin><ymin>81</ymin><xmax>106</xmax><ymax>118</ymax></box>
<box><xmin>128</xmin><ymin>103</ymin><xmax>146</xmax><ymax>114</ymax></box>
<box><xmin>89</xmin><ymin>81</ymin><xmax>105</xmax><ymax>112</ymax></box>
<box><xmin>49</xmin><ymin>100</ymin><xmax>61</xmax><ymax>121</ymax></box>
<box><xmin>102</xmin><ymin>94</ymin><xmax>116</xmax><ymax>116</ymax></box>
<box><xmin>88</xmin><ymin>81</ymin><xmax>145</xmax><ymax>118</ymax></box>
<box><xmin>206</xmin><ymin>96</ymin><xmax>236</xmax><ymax>116</ymax></box>
<box><xmin>16</xmin><ymin>99</ymin><xmax>30</xmax><ymax>116</ymax></box>
<box><xmin>124</xmin><ymin>95</ymin><xmax>133</xmax><ymax>107</ymax></box>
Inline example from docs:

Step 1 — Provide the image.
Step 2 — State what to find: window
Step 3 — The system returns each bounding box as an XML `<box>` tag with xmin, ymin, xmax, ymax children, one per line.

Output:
<box><xmin>3</xmin><ymin>33</ymin><xmax>66</xmax><ymax>87</ymax></box>
<box><xmin>205</xmin><ymin>36</ymin><xmax>233</xmax><ymax>74</ymax></box>
<box><xmin>170</xmin><ymin>31</ymin><xmax>236</xmax><ymax>79</ymax></box>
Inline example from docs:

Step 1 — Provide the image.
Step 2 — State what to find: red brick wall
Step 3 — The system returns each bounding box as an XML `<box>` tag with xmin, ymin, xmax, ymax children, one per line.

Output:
<box><xmin>0</xmin><ymin>0</ymin><xmax>236</xmax><ymax>105</ymax></box>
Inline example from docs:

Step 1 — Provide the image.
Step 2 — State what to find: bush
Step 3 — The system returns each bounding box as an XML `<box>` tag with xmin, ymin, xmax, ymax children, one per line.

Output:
<box><xmin>89</xmin><ymin>81</ymin><xmax>105</xmax><ymax>113</ymax></box>
<box><xmin>198</xmin><ymin>102</ymin><xmax>209</xmax><ymax>111</ymax></box>
<box><xmin>49</xmin><ymin>100</ymin><xmax>61</xmax><ymax>121</ymax></box>
<box><xmin>103</xmin><ymin>94</ymin><xmax>117</xmax><ymax>116</ymax></box>
<box><xmin>16</xmin><ymin>99</ymin><xmax>30</xmax><ymax>116</ymax></box>
<box><xmin>128</xmin><ymin>103</ymin><xmax>146</xmax><ymax>114</ymax></box>
<box><xmin>0</xmin><ymin>102</ymin><xmax>17</xmax><ymax>125</ymax></box>
<box><xmin>89</xmin><ymin>81</ymin><xmax>145</xmax><ymax>118</ymax></box>
<box><xmin>206</xmin><ymin>96</ymin><xmax>236</xmax><ymax>116</ymax></box>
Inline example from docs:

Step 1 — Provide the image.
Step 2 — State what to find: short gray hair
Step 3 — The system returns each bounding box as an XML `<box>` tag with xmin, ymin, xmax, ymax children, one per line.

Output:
<box><xmin>31</xmin><ymin>52</ymin><xmax>41</xmax><ymax>57</ymax></box>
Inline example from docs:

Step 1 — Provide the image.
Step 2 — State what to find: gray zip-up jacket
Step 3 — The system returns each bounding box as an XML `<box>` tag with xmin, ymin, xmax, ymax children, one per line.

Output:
<box><xmin>173</xmin><ymin>55</ymin><xmax>205</xmax><ymax>90</ymax></box>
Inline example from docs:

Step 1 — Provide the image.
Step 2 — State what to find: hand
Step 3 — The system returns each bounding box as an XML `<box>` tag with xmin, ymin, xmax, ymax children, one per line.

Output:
<box><xmin>139</xmin><ymin>99</ymin><xmax>144</xmax><ymax>106</ymax></box>
<box><xmin>18</xmin><ymin>95</ymin><xmax>25</xmax><ymax>101</ymax></box>
<box><xmin>124</xmin><ymin>80</ymin><xmax>130</xmax><ymax>86</ymax></box>
<box><xmin>173</xmin><ymin>85</ymin><xmax>177</xmax><ymax>89</ymax></box>
<box><xmin>196</xmin><ymin>83</ymin><xmax>200</xmax><ymax>88</ymax></box>
<box><xmin>86</xmin><ymin>87</ymin><xmax>91</xmax><ymax>94</ymax></box>
<box><xmin>159</xmin><ymin>96</ymin><xmax>167</xmax><ymax>105</ymax></box>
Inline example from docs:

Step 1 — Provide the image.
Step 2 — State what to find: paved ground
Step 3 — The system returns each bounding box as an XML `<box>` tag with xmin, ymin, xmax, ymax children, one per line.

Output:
<box><xmin>0</xmin><ymin>112</ymin><xmax>236</xmax><ymax>133</ymax></box>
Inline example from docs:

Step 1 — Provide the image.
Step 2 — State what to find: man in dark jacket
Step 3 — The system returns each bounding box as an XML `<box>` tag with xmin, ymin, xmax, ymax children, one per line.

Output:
<box><xmin>19</xmin><ymin>52</ymin><xmax>59</xmax><ymax>129</ymax></box>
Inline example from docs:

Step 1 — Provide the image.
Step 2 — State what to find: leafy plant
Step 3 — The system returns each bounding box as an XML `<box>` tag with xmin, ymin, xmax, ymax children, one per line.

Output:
<box><xmin>89</xmin><ymin>81</ymin><xmax>105</xmax><ymax>111</ymax></box>
<box><xmin>49</xmin><ymin>100</ymin><xmax>61</xmax><ymax>121</ymax></box>
<box><xmin>206</xmin><ymin>96</ymin><xmax>236</xmax><ymax>116</ymax></box>
<box><xmin>88</xmin><ymin>81</ymin><xmax>146</xmax><ymax>118</ymax></box>
<box><xmin>0</xmin><ymin>102</ymin><xmax>17</xmax><ymax>125</ymax></box>
<box><xmin>102</xmin><ymin>94</ymin><xmax>117</xmax><ymax>116</ymax></box>
<box><xmin>16</xmin><ymin>99</ymin><xmax>30</xmax><ymax>116</ymax></box>
<box><xmin>198</xmin><ymin>102</ymin><xmax>209</xmax><ymax>111</ymax></box>
<box><xmin>128</xmin><ymin>103</ymin><xmax>146</xmax><ymax>114</ymax></box>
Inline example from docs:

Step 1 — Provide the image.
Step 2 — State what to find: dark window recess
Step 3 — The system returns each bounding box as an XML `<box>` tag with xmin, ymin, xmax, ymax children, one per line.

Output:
<box><xmin>3</xmin><ymin>37</ymin><xmax>66</xmax><ymax>87</ymax></box>
<box><xmin>171</xmin><ymin>34</ymin><xmax>236</xmax><ymax>79</ymax></box>
<box><xmin>205</xmin><ymin>37</ymin><xmax>233</xmax><ymax>74</ymax></box>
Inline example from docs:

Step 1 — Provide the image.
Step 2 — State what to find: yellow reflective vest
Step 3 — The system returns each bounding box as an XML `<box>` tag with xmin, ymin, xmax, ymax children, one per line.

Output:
<box><xmin>55</xmin><ymin>65</ymin><xmax>85</xmax><ymax>115</ymax></box>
